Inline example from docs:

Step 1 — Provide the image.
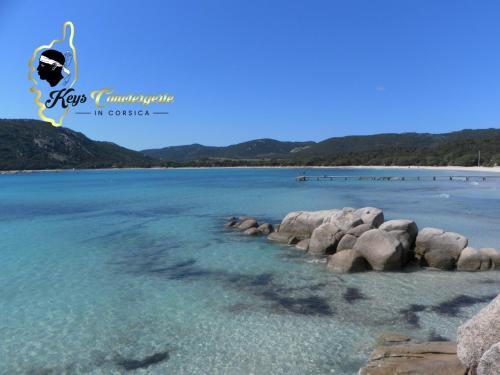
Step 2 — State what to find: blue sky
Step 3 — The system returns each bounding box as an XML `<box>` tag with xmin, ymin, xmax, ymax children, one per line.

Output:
<box><xmin>1</xmin><ymin>0</ymin><xmax>499</xmax><ymax>150</ymax></box>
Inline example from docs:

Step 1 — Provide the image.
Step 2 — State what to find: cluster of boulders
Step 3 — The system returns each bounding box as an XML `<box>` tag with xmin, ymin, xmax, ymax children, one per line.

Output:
<box><xmin>224</xmin><ymin>207</ymin><xmax>500</xmax><ymax>273</ymax></box>
<box><xmin>224</xmin><ymin>216</ymin><xmax>275</xmax><ymax>236</ymax></box>
<box><xmin>359</xmin><ymin>294</ymin><xmax>500</xmax><ymax>374</ymax></box>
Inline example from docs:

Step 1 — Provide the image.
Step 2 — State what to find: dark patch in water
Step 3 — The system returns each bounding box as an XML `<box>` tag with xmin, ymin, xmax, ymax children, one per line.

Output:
<box><xmin>116</xmin><ymin>351</ymin><xmax>170</xmax><ymax>371</ymax></box>
<box><xmin>428</xmin><ymin>329</ymin><xmax>449</xmax><ymax>342</ymax></box>
<box><xmin>150</xmin><ymin>259</ymin><xmax>197</xmax><ymax>274</ymax></box>
<box><xmin>260</xmin><ymin>291</ymin><xmax>334</xmax><ymax>316</ymax></box>
<box><xmin>430</xmin><ymin>294</ymin><xmax>496</xmax><ymax>317</ymax></box>
<box><xmin>399</xmin><ymin>295</ymin><xmax>495</xmax><ymax>328</ymax></box>
<box><xmin>407</xmin><ymin>304</ymin><xmax>427</xmax><ymax>313</ymax></box>
<box><xmin>399</xmin><ymin>308</ymin><xmax>422</xmax><ymax>328</ymax></box>
<box><xmin>477</xmin><ymin>279</ymin><xmax>498</xmax><ymax>285</ymax></box>
<box><xmin>342</xmin><ymin>287</ymin><xmax>367</xmax><ymax>304</ymax></box>
<box><xmin>225</xmin><ymin>303</ymin><xmax>252</xmax><ymax>313</ymax></box>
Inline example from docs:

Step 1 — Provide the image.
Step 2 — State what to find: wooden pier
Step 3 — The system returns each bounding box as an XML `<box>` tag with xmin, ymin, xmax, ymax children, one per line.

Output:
<box><xmin>296</xmin><ymin>175</ymin><xmax>500</xmax><ymax>182</ymax></box>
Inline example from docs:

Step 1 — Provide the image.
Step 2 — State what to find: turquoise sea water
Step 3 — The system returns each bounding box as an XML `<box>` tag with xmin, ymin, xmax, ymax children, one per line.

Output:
<box><xmin>1</xmin><ymin>168</ymin><xmax>500</xmax><ymax>374</ymax></box>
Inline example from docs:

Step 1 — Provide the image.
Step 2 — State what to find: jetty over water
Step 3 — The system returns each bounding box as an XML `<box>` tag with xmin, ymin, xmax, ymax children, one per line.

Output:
<box><xmin>296</xmin><ymin>175</ymin><xmax>500</xmax><ymax>182</ymax></box>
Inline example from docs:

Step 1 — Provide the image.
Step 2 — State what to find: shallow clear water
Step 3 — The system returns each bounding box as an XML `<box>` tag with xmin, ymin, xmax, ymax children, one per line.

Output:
<box><xmin>1</xmin><ymin>168</ymin><xmax>500</xmax><ymax>374</ymax></box>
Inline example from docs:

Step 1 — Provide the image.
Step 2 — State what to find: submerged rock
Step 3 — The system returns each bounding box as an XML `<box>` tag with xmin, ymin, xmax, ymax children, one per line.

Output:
<box><xmin>457</xmin><ymin>247</ymin><xmax>492</xmax><ymax>271</ymax></box>
<box><xmin>415</xmin><ymin>227</ymin><xmax>468</xmax><ymax>270</ymax></box>
<box><xmin>457</xmin><ymin>294</ymin><xmax>500</xmax><ymax>370</ymax></box>
<box><xmin>354</xmin><ymin>229</ymin><xmax>404</xmax><ymax>271</ymax></box>
<box><xmin>308</xmin><ymin>223</ymin><xmax>344</xmax><ymax>255</ymax></box>
<box><xmin>327</xmin><ymin>249</ymin><xmax>369</xmax><ymax>273</ymax></box>
<box><xmin>359</xmin><ymin>341</ymin><xmax>467</xmax><ymax>375</ymax></box>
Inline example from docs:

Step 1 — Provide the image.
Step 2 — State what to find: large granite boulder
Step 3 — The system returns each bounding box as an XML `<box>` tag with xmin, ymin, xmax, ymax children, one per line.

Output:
<box><xmin>457</xmin><ymin>247</ymin><xmax>493</xmax><ymax>271</ymax></box>
<box><xmin>478</xmin><ymin>342</ymin><xmax>500</xmax><ymax>375</ymax></box>
<box><xmin>379</xmin><ymin>219</ymin><xmax>418</xmax><ymax>264</ymax></box>
<box><xmin>415</xmin><ymin>227</ymin><xmax>468</xmax><ymax>270</ymax></box>
<box><xmin>267</xmin><ymin>232</ymin><xmax>299</xmax><ymax>245</ymax></box>
<box><xmin>278</xmin><ymin>209</ymin><xmax>340</xmax><ymax>238</ymax></box>
<box><xmin>478</xmin><ymin>248</ymin><xmax>500</xmax><ymax>269</ymax></box>
<box><xmin>355</xmin><ymin>207</ymin><xmax>384</xmax><ymax>228</ymax></box>
<box><xmin>359</xmin><ymin>341</ymin><xmax>467</xmax><ymax>375</ymax></box>
<box><xmin>326</xmin><ymin>249</ymin><xmax>369</xmax><ymax>273</ymax></box>
<box><xmin>354</xmin><ymin>229</ymin><xmax>404</xmax><ymax>271</ymax></box>
<box><xmin>308</xmin><ymin>223</ymin><xmax>344</xmax><ymax>255</ymax></box>
<box><xmin>337</xmin><ymin>223</ymin><xmax>372</xmax><ymax>251</ymax></box>
<box><xmin>237</xmin><ymin>219</ymin><xmax>258</xmax><ymax>231</ymax></box>
<box><xmin>457</xmin><ymin>294</ymin><xmax>500</xmax><ymax>369</ymax></box>
<box><xmin>278</xmin><ymin>207</ymin><xmax>383</xmax><ymax>239</ymax></box>
<box><xmin>323</xmin><ymin>208</ymin><xmax>363</xmax><ymax>232</ymax></box>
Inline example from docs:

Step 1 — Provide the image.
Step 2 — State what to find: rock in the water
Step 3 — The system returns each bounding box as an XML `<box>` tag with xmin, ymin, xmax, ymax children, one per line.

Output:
<box><xmin>376</xmin><ymin>332</ymin><xmax>411</xmax><ymax>344</ymax></box>
<box><xmin>257</xmin><ymin>223</ymin><xmax>274</xmax><ymax>235</ymax></box>
<box><xmin>415</xmin><ymin>227</ymin><xmax>468</xmax><ymax>270</ymax></box>
<box><xmin>457</xmin><ymin>247</ymin><xmax>493</xmax><ymax>271</ymax></box>
<box><xmin>224</xmin><ymin>219</ymin><xmax>238</xmax><ymax>228</ymax></box>
<box><xmin>244</xmin><ymin>227</ymin><xmax>261</xmax><ymax>236</ymax></box>
<box><xmin>337</xmin><ymin>234</ymin><xmax>357</xmax><ymax>252</ymax></box>
<box><xmin>308</xmin><ymin>223</ymin><xmax>344</xmax><ymax>255</ymax></box>
<box><xmin>239</xmin><ymin>216</ymin><xmax>256</xmax><ymax>222</ymax></box>
<box><xmin>237</xmin><ymin>219</ymin><xmax>258</xmax><ymax>231</ymax></box>
<box><xmin>279</xmin><ymin>209</ymin><xmax>340</xmax><ymax>238</ymax></box>
<box><xmin>359</xmin><ymin>341</ymin><xmax>467</xmax><ymax>375</ymax></box>
<box><xmin>355</xmin><ymin>207</ymin><xmax>384</xmax><ymax>228</ymax></box>
<box><xmin>354</xmin><ymin>229</ymin><xmax>404</xmax><ymax>271</ymax></box>
<box><xmin>267</xmin><ymin>232</ymin><xmax>299</xmax><ymax>245</ymax></box>
<box><xmin>479</xmin><ymin>248</ymin><xmax>500</xmax><ymax>269</ymax></box>
<box><xmin>323</xmin><ymin>208</ymin><xmax>363</xmax><ymax>232</ymax></box>
<box><xmin>478</xmin><ymin>342</ymin><xmax>500</xmax><ymax>375</ymax></box>
<box><xmin>457</xmin><ymin>294</ymin><xmax>500</xmax><ymax>369</ymax></box>
<box><xmin>337</xmin><ymin>224</ymin><xmax>373</xmax><ymax>251</ymax></box>
<box><xmin>295</xmin><ymin>239</ymin><xmax>310</xmax><ymax>251</ymax></box>
<box><xmin>380</xmin><ymin>219</ymin><xmax>418</xmax><ymax>264</ymax></box>
<box><xmin>327</xmin><ymin>249</ymin><xmax>369</xmax><ymax>273</ymax></box>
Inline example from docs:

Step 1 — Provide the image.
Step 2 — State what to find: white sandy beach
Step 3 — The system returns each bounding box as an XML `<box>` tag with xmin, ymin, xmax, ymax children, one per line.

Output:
<box><xmin>2</xmin><ymin>165</ymin><xmax>500</xmax><ymax>174</ymax></box>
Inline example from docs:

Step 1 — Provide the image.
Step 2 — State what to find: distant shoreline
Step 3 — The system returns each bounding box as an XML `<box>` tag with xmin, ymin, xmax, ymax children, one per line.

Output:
<box><xmin>2</xmin><ymin>165</ymin><xmax>500</xmax><ymax>174</ymax></box>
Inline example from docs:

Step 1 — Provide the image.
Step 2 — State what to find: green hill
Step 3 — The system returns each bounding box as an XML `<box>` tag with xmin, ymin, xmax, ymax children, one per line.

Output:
<box><xmin>2</xmin><ymin>119</ymin><xmax>500</xmax><ymax>169</ymax></box>
<box><xmin>0</xmin><ymin>119</ymin><xmax>155</xmax><ymax>170</ymax></box>
<box><xmin>288</xmin><ymin>129</ymin><xmax>500</xmax><ymax>166</ymax></box>
<box><xmin>142</xmin><ymin>139</ymin><xmax>315</xmax><ymax>162</ymax></box>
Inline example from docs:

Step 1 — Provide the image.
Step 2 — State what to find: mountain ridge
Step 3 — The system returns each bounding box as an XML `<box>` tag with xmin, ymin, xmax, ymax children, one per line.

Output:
<box><xmin>2</xmin><ymin>119</ymin><xmax>500</xmax><ymax>169</ymax></box>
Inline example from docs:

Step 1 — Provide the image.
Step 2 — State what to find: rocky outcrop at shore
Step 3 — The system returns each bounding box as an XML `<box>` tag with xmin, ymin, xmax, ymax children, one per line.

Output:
<box><xmin>359</xmin><ymin>341</ymin><xmax>468</xmax><ymax>375</ymax></box>
<box><xmin>224</xmin><ymin>212</ymin><xmax>500</xmax><ymax>374</ymax></box>
<box><xmin>359</xmin><ymin>293</ymin><xmax>500</xmax><ymax>374</ymax></box>
<box><xmin>224</xmin><ymin>207</ymin><xmax>500</xmax><ymax>274</ymax></box>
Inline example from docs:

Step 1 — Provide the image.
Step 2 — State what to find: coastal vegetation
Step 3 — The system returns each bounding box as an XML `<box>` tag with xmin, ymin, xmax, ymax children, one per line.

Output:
<box><xmin>2</xmin><ymin>119</ymin><xmax>500</xmax><ymax>170</ymax></box>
